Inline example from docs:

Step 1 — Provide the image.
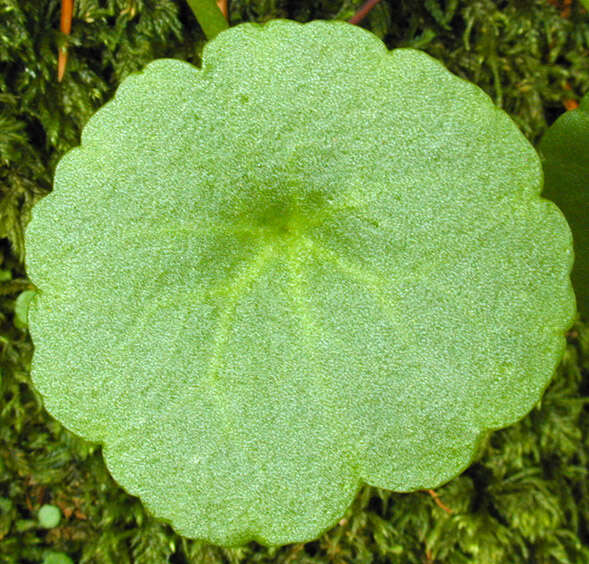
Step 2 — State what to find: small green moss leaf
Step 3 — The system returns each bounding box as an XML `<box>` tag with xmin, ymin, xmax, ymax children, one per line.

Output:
<box><xmin>539</xmin><ymin>93</ymin><xmax>589</xmax><ymax>320</ymax></box>
<box><xmin>25</xmin><ymin>20</ymin><xmax>575</xmax><ymax>546</ymax></box>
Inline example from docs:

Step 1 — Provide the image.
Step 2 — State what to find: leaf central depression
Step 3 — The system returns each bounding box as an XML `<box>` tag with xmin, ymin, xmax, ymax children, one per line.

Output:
<box><xmin>230</xmin><ymin>188</ymin><xmax>330</xmax><ymax>244</ymax></box>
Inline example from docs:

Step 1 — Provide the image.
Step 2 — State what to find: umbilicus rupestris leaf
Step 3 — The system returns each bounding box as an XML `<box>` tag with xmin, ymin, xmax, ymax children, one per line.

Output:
<box><xmin>25</xmin><ymin>20</ymin><xmax>575</xmax><ymax>546</ymax></box>
<box><xmin>539</xmin><ymin>93</ymin><xmax>589</xmax><ymax>320</ymax></box>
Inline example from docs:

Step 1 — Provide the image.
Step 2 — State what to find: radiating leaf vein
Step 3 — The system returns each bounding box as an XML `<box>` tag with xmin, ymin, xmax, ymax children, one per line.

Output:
<box><xmin>302</xmin><ymin>236</ymin><xmax>402</xmax><ymax>326</ymax></box>
<box><xmin>205</xmin><ymin>244</ymin><xmax>274</xmax><ymax>383</ymax></box>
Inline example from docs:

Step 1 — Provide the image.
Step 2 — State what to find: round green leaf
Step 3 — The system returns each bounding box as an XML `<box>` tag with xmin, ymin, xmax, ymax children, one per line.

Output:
<box><xmin>539</xmin><ymin>93</ymin><xmax>589</xmax><ymax>319</ymax></box>
<box><xmin>14</xmin><ymin>289</ymin><xmax>37</xmax><ymax>330</ymax></box>
<box><xmin>42</xmin><ymin>552</ymin><xmax>74</xmax><ymax>564</ymax></box>
<box><xmin>38</xmin><ymin>504</ymin><xmax>61</xmax><ymax>529</ymax></box>
<box><xmin>25</xmin><ymin>20</ymin><xmax>575</xmax><ymax>546</ymax></box>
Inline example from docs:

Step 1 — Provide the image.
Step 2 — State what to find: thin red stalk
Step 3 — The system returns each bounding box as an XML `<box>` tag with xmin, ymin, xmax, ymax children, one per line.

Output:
<box><xmin>348</xmin><ymin>0</ymin><xmax>383</xmax><ymax>25</ymax></box>
<box><xmin>426</xmin><ymin>489</ymin><xmax>453</xmax><ymax>514</ymax></box>
<box><xmin>58</xmin><ymin>0</ymin><xmax>73</xmax><ymax>82</ymax></box>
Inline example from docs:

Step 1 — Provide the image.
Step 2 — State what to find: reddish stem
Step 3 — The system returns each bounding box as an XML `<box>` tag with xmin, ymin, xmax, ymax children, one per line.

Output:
<box><xmin>427</xmin><ymin>489</ymin><xmax>453</xmax><ymax>514</ymax></box>
<box><xmin>348</xmin><ymin>0</ymin><xmax>383</xmax><ymax>25</ymax></box>
<box><xmin>58</xmin><ymin>0</ymin><xmax>73</xmax><ymax>82</ymax></box>
<box><xmin>217</xmin><ymin>0</ymin><xmax>228</xmax><ymax>19</ymax></box>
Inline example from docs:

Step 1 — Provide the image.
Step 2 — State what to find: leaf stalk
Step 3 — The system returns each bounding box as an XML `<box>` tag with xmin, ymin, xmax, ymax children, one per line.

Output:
<box><xmin>186</xmin><ymin>0</ymin><xmax>229</xmax><ymax>40</ymax></box>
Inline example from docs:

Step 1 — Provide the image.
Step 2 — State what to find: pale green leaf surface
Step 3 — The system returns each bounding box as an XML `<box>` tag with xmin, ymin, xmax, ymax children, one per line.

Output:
<box><xmin>539</xmin><ymin>93</ymin><xmax>589</xmax><ymax>319</ymax></box>
<box><xmin>25</xmin><ymin>20</ymin><xmax>575</xmax><ymax>546</ymax></box>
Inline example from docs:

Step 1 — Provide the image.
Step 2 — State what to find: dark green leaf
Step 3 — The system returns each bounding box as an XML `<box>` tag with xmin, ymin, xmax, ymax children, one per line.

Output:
<box><xmin>539</xmin><ymin>93</ymin><xmax>589</xmax><ymax>320</ymax></box>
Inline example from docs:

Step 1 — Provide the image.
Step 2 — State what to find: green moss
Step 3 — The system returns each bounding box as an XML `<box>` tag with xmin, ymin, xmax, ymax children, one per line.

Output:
<box><xmin>1</xmin><ymin>0</ymin><xmax>588</xmax><ymax>562</ymax></box>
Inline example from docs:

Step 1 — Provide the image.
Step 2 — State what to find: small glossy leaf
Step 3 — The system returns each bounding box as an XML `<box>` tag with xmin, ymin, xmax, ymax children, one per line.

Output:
<box><xmin>42</xmin><ymin>553</ymin><xmax>74</xmax><ymax>564</ymax></box>
<box><xmin>38</xmin><ymin>505</ymin><xmax>61</xmax><ymax>529</ymax></box>
<box><xmin>25</xmin><ymin>20</ymin><xmax>575</xmax><ymax>546</ymax></box>
<box><xmin>14</xmin><ymin>289</ymin><xmax>36</xmax><ymax>330</ymax></box>
<box><xmin>539</xmin><ymin>93</ymin><xmax>589</xmax><ymax>319</ymax></box>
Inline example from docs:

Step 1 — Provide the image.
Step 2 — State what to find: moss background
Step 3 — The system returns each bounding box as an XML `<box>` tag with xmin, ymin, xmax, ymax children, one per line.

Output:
<box><xmin>1</xmin><ymin>0</ymin><xmax>589</xmax><ymax>562</ymax></box>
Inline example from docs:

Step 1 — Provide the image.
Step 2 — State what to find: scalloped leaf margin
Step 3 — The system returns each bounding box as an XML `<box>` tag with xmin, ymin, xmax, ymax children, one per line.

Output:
<box><xmin>25</xmin><ymin>20</ymin><xmax>575</xmax><ymax>546</ymax></box>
